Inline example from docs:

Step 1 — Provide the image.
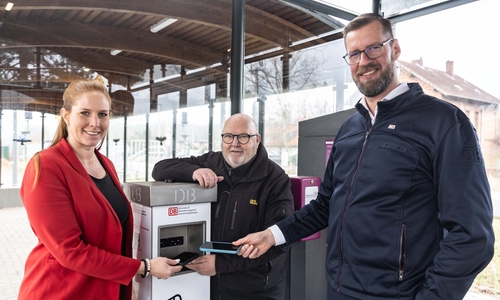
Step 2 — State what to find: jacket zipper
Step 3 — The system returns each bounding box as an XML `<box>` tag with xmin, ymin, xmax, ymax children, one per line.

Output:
<box><xmin>265</xmin><ymin>260</ymin><xmax>273</xmax><ymax>287</ymax></box>
<box><xmin>230</xmin><ymin>201</ymin><xmax>238</xmax><ymax>230</ymax></box>
<box><xmin>215</xmin><ymin>190</ymin><xmax>230</xmax><ymax>218</ymax></box>
<box><xmin>219</xmin><ymin>190</ymin><xmax>232</xmax><ymax>239</ymax></box>
<box><xmin>216</xmin><ymin>273</ymin><xmax>221</xmax><ymax>300</ymax></box>
<box><xmin>338</xmin><ymin>129</ymin><xmax>371</xmax><ymax>292</ymax></box>
<box><xmin>399</xmin><ymin>224</ymin><xmax>406</xmax><ymax>281</ymax></box>
<box><xmin>215</xmin><ymin>201</ymin><xmax>221</xmax><ymax>218</ymax></box>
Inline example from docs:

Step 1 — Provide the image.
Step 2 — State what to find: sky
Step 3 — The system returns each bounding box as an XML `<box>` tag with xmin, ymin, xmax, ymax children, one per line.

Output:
<box><xmin>323</xmin><ymin>0</ymin><xmax>500</xmax><ymax>99</ymax></box>
<box><xmin>396</xmin><ymin>0</ymin><xmax>499</xmax><ymax>99</ymax></box>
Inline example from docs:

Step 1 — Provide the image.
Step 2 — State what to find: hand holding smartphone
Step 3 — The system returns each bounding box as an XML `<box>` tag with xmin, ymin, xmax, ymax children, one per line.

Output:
<box><xmin>199</xmin><ymin>241</ymin><xmax>242</xmax><ymax>254</ymax></box>
<box><xmin>172</xmin><ymin>252</ymin><xmax>200</xmax><ymax>266</ymax></box>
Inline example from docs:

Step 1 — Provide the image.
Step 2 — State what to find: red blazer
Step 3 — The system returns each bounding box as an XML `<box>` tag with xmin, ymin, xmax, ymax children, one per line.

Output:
<box><xmin>19</xmin><ymin>139</ymin><xmax>140</xmax><ymax>300</ymax></box>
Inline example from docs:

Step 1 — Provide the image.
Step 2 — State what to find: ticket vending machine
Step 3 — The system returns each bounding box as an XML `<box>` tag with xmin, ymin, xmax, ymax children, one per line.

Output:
<box><xmin>124</xmin><ymin>181</ymin><xmax>217</xmax><ymax>300</ymax></box>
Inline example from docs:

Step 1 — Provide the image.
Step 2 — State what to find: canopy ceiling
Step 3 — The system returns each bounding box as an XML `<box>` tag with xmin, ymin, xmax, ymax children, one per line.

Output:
<box><xmin>0</xmin><ymin>0</ymin><xmax>478</xmax><ymax>114</ymax></box>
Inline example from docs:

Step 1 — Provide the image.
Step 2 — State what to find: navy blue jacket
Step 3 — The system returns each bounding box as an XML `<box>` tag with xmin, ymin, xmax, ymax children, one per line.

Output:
<box><xmin>278</xmin><ymin>83</ymin><xmax>494</xmax><ymax>300</ymax></box>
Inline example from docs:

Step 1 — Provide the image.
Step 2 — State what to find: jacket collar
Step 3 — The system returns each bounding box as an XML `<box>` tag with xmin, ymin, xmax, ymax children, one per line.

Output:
<box><xmin>53</xmin><ymin>138</ymin><xmax>117</xmax><ymax>185</ymax></box>
<box><xmin>221</xmin><ymin>143</ymin><xmax>269</xmax><ymax>184</ymax></box>
<box><xmin>54</xmin><ymin>138</ymin><xmax>89</xmax><ymax>176</ymax></box>
<box><xmin>355</xmin><ymin>82</ymin><xmax>424</xmax><ymax>119</ymax></box>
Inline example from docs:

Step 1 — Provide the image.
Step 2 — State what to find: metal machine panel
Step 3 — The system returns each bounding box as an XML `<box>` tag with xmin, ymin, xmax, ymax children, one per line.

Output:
<box><xmin>126</xmin><ymin>181</ymin><xmax>217</xmax><ymax>206</ymax></box>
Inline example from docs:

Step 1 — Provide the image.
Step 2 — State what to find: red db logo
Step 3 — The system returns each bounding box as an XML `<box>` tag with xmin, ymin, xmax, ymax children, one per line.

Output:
<box><xmin>168</xmin><ymin>207</ymin><xmax>178</xmax><ymax>216</ymax></box>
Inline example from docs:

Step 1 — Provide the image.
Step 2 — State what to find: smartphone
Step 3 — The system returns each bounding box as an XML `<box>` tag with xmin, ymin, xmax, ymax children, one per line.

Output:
<box><xmin>199</xmin><ymin>241</ymin><xmax>242</xmax><ymax>255</ymax></box>
<box><xmin>172</xmin><ymin>251</ymin><xmax>200</xmax><ymax>266</ymax></box>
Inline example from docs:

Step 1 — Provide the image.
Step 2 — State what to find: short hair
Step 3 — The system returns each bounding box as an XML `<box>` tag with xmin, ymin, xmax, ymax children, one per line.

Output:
<box><xmin>343</xmin><ymin>13</ymin><xmax>394</xmax><ymax>39</ymax></box>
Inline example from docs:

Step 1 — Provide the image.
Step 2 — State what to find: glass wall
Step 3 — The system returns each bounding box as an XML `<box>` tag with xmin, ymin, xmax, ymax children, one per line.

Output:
<box><xmin>1</xmin><ymin>1</ymin><xmax>499</xmax><ymax>190</ymax></box>
<box><xmin>1</xmin><ymin>0</ymin><xmax>499</xmax><ymax>295</ymax></box>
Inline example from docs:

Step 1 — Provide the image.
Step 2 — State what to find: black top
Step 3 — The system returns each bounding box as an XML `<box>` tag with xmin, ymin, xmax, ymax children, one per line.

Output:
<box><xmin>90</xmin><ymin>172</ymin><xmax>129</xmax><ymax>225</ymax></box>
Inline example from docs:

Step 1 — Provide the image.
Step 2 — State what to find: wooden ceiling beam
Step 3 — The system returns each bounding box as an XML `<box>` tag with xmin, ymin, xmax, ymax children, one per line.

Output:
<box><xmin>0</xmin><ymin>21</ymin><xmax>222</xmax><ymax>67</ymax></box>
<box><xmin>6</xmin><ymin>0</ymin><xmax>332</xmax><ymax>50</ymax></box>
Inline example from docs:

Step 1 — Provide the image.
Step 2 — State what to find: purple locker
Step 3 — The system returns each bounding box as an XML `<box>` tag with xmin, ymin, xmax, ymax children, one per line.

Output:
<box><xmin>290</xmin><ymin>176</ymin><xmax>321</xmax><ymax>241</ymax></box>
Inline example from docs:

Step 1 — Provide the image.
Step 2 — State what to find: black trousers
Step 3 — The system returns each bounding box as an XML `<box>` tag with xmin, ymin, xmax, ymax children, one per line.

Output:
<box><xmin>211</xmin><ymin>277</ymin><xmax>286</xmax><ymax>300</ymax></box>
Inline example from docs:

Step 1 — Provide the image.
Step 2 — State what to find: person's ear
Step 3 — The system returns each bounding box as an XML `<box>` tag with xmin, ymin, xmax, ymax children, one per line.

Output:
<box><xmin>256</xmin><ymin>134</ymin><xmax>261</xmax><ymax>144</ymax></box>
<box><xmin>60</xmin><ymin>108</ymin><xmax>70</xmax><ymax>126</ymax></box>
<box><xmin>392</xmin><ymin>39</ymin><xmax>401</xmax><ymax>60</ymax></box>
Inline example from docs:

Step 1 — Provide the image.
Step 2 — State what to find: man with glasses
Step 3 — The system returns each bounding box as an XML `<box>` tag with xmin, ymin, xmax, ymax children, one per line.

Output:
<box><xmin>152</xmin><ymin>113</ymin><xmax>294</xmax><ymax>300</ymax></box>
<box><xmin>235</xmin><ymin>13</ymin><xmax>494</xmax><ymax>300</ymax></box>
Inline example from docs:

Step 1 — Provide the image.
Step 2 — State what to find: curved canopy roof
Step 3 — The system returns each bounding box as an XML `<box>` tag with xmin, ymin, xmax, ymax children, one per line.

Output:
<box><xmin>0</xmin><ymin>0</ymin><xmax>477</xmax><ymax>114</ymax></box>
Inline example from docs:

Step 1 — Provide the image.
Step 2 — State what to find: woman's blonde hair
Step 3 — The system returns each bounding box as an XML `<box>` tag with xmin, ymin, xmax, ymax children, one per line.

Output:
<box><xmin>32</xmin><ymin>79</ymin><xmax>112</xmax><ymax>185</ymax></box>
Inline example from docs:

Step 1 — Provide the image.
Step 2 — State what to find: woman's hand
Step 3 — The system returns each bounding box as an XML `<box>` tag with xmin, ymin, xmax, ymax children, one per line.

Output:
<box><xmin>144</xmin><ymin>257</ymin><xmax>183</xmax><ymax>280</ymax></box>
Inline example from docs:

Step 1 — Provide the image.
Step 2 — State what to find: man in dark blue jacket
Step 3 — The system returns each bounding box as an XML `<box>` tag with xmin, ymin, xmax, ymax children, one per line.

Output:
<box><xmin>235</xmin><ymin>13</ymin><xmax>494</xmax><ymax>300</ymax></box>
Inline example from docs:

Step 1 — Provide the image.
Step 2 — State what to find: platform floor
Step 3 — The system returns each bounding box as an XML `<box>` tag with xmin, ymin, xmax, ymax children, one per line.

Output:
<box><xmin>0</xmin><ymin>207</ymin><xmax>37</xmax><ymax>299</ymax></box>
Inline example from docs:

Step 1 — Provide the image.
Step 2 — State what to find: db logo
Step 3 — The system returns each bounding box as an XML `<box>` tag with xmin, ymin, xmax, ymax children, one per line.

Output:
<box><xmin>168</xmin><ymin>207</ymin><xmax>179</xmax><ymax>216</ymax></box>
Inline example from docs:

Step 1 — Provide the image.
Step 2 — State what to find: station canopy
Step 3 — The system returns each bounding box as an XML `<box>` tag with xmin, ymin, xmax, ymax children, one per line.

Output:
<box><xmin>0</xmin><ymin>0</ymin><xmax>477</xmax><ymax>114</ymax></box>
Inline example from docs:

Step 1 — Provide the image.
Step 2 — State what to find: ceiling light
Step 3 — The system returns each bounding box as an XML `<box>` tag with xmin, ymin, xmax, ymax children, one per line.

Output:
<box><xmin>150</xmin><ymin>18</ymin><xmax>177</xmax><ymax>33</ymax></box>
<box><xmin>5</xmin><ymin>2</ymin><xmax>14</xmax><ymax>11</ymax></box>
<box><xmin>110</xmin><ymin>49</ymin><xmax>122</xmax><ymax>56</ymax></box>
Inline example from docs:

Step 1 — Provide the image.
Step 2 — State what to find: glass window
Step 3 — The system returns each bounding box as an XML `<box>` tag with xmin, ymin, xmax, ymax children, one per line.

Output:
<box><xmin>0</xmin><ymin>2</ymin><xmax>499</xmax><ymax>298</ymax></box>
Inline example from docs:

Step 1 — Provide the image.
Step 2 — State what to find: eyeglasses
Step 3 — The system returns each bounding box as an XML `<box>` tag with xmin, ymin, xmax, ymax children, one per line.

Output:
<box><xmin>221</xmin><ymin>133</ymin><xmax>257</xmax><ymax>145</ymax></box>
<box><xmin>343</xmin><ymin>38</ymin><xmax>393</xmax><ymax>65</ymax></box>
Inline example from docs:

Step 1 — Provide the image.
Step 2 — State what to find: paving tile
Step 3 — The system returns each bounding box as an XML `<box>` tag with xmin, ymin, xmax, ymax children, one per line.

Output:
<box><xmin>0</xmin><ymin>207</ymin><xmax>37</xmax><ymax>300</ymax></box>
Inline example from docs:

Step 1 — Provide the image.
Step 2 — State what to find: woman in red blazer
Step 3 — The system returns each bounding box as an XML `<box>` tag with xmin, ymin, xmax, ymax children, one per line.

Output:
<box><xmin>19</xmin><ymin>79</ymin><xmax>182</xmax><ymax>300</ymax></box>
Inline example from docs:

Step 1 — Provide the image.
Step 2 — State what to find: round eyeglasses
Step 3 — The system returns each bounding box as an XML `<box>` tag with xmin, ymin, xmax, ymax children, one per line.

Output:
<box><xmin>221</xmin><ymin>133</ymin><xmax>257</xmax><ymax>145</ymax></box>
<box><xmin>343</xmin><ymin>38</ymin><xmax>393</xmax><ymax>65</ymax></box>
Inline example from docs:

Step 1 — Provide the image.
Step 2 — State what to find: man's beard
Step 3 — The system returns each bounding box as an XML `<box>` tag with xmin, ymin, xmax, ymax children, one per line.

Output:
<box><xmin>354</xmin><ymin>60</ymin><xmax>395</xmax><ymax>97</ymax></box>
